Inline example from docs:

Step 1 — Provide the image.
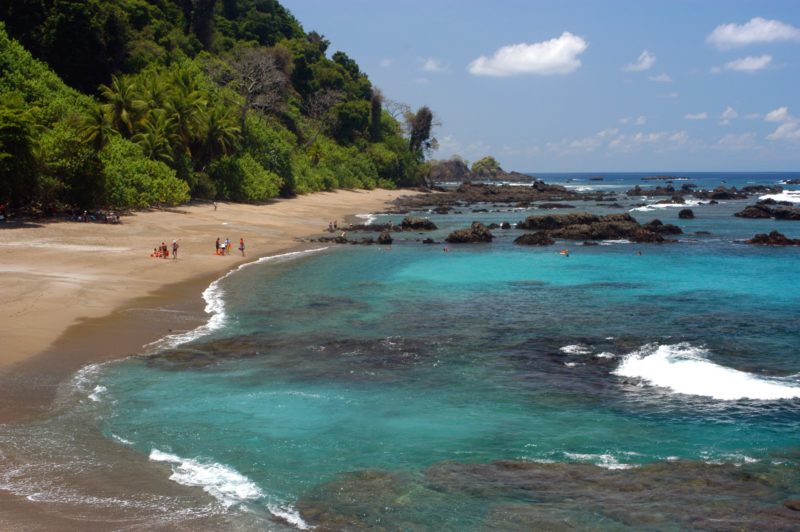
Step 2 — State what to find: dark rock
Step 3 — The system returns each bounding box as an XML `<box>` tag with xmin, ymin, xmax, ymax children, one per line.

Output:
<box><xmin>735</xmin><ymin>204</ymin><xmax>800</xmax><ymax>220</ymax></box>
<box><xmin>582</xmin><ymin>241</ymin><xmax>599</xmax><ymax>246</ymax></box>
<box><xmin>422</xmin><ymin>238</ymin><xmax>436</xmax><ymax>244</ymax></box>
<box><xmin>377</xmin><ymin>232</ymin><xmax>393</xmax><ymax>245</ymax></box>
<box><xmin>537</xmin><ymin>203</ymin><xmax>576</xmax><ymax>209</ymax></box>
<box><xmin>783</xmin><ymin>178</ymin><xmax>800</xmax><ymax>185</ymax></box>
<box><xmin>487</xmin><ymin>223</ymin><xmax>500</xmax><ymax>229</ymax></box>
<box><xmin>517</xmin><ymin>212</ymin><xmax>610</xmax><ymax>230</ymax></box>
<box><xmin>784</xmin><ymin>499</ymin><xmax>800</xmax><ymax>511</ymax></box>
<box><xmin>500</xmin><ymin>222</ymin><xmax>511</xmax><ymax>229</ymax></box>
<box><xmin>514</xmin><ymin>232</ymin><xmax>555</xmax><ymax>246</ymax></box>
<box><xmin>643</xmin><ymin>219</ymin><xmax>682</xmax><ymax>235</ymax></box>
<box><xmin>694</xmin><ymin>231</ymin><xmax>711</xmax><ymax>235</ymax></box>
<box><xmin>709</xmin><ymin>200</ymin><xmax>719</xmax><ymax>205</ymax></box>
<box><xmin>400</xmin><ymin>216</ymin><xmax>437</xmax><ymax>230</ymax></box>
<box><xmin>433</xmin><ymin>206</ymin><xmax>451</xmax><ymax>214</ymax></box>
<box><xmin>746</xmin><ymin>231</ymin><xmax>800</xmax><ymax>245</ymax></box>
<box><xmin>445</xmin><ymin>221</ymin><xmax>494</xmax><ymax>243</ymax></box>
<box><xmin>678</xmin><ymin>209</ymin><xmax>694</xmax><ymax>219</ymax></box>
<box><xmin>589</xmin><ymin>176</ymin><xmax>604</xmax><ymax>181</ymax></box>
<box><xmin>626</xmin><ymin>185</ymin><xmax>677</xmax><ymax>197</ymax></box>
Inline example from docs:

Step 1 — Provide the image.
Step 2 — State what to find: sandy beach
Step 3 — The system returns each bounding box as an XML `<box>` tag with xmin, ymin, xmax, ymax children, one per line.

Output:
<box><xmin>0</xmin><ymin>189</ymin><xmax>415</xmax><ymax>421</ymax></box>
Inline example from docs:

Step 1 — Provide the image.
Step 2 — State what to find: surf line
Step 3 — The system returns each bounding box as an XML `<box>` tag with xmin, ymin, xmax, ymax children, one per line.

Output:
<box><xmin>144</xmin><ymin>247</ymin><xmax>330</xmax><ymax>353</ymax></box>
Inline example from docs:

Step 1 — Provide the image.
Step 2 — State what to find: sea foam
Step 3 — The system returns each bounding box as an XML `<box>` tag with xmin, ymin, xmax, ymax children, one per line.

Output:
<box><xmin>149</xmin><ymin>449</ymin><xmax>263</xmax><ymax>508</ymax></box>
<box><xmin>759</xmin><ymin>190</ymin><xmax>800</xmax><ymax>204</ymax></box>
<box><xmin>630</xmin><ymin>199</ymin><xmax>703</xmax><ymax>212</ymax></box>
<box><xmin>146</xmin><ymin>248</ymin><xmax>328</xmax><ymax>351</ymax></box>
<box><xmin>614</xmin><ymin>343</ymin><xmax>800</xmax><ymax>401</ymax></box>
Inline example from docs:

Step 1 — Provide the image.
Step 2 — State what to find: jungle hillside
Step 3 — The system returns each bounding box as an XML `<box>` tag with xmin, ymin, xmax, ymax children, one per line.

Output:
<box><xmin>0</xmin><ymin>0</ymin><xmax>437</xmax><ymax>211</ymax></box>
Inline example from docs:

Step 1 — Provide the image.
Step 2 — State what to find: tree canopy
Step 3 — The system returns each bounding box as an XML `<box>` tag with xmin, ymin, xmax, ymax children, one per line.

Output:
<box><xmin>0</xmin><ymin>1</ymin><xmax>437</xmax><ymax>211</ymax></box>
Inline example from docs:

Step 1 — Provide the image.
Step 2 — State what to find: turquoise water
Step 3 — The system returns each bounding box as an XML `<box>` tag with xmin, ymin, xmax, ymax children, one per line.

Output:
<box><xmin>78</xmin><ymin>174</ymin><xmax>800</xmax><ymax>528</ymax></box>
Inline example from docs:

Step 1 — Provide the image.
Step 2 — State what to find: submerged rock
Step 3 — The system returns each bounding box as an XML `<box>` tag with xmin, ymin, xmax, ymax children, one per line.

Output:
<box><xmin>377</xmin><ymin>232</ymin><xmax>393</xmax><ymax>245</ymax></box>
<box><xmin>678</xmin><ymin>208</ymin><xmax>694</xmax><ymax>219</ymax></box>
<box><xmin>445</xmin><ymin>221</ymin><xmax>494</xmax><ymax>243</ymax></box>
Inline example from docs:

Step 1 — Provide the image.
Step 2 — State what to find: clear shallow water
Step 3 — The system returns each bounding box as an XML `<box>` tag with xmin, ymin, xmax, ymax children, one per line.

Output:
<box><xmin>5</xmin><ymin>172</ymin><xmax>800</xmax><ymax>529</ymax></box>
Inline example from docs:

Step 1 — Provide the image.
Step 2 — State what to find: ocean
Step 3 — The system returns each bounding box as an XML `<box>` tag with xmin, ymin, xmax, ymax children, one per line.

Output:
<box><xmin>2</xmin><ymin>172</ymin><xmax>800</xmax><ymax>529</ymax></box>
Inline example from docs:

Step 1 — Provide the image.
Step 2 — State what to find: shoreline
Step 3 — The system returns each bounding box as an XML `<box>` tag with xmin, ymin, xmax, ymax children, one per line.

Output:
<box><xmin>0</xmin><ymin>189</ymin><xmax>416</xmax><ymax>423</ymax></box>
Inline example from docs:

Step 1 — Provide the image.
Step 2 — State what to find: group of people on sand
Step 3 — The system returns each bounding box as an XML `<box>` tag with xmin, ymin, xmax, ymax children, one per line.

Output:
<box><xmin>151</xmin><ymin>240</ymin><xmax>179</xmax><ymax>259</ymax></box>
<box><xmin>327</xmin><ymin>220</ymin><xmax>339</xmax><ymax>232</ymax></box>
<box><xmin>215</xmin><ymin>237</ymin><xmax>245</xmax><ymax>256</ymax></box>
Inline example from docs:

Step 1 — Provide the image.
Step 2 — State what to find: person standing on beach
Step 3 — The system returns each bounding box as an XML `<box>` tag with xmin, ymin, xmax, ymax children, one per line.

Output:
<box><xmin>215</xmin><ymin>237</ymin><xmax>221</xmax><ymax>255</ymax></box>
<box><xmin>172</xmin><ymin>240</ymin><xmax>179</xmax><ymax>259</ymax></box>
<box><xmin>239</xmin><ymin>238</ymin><xmax>245</xmax><ymax>256</ymax></box>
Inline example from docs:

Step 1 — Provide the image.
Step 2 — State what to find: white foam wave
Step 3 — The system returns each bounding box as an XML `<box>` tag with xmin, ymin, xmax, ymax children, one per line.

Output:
<box><xmin>355</xmin><ymin>213</ymin><xmax>377</xmax><ymax>225</ymax></box>
<box><xmin>599</xmin><ymin>239</ymin><xmax>631</xmax><ymax>245</ymax></box>
<box><xmin>146</xmin><ymin>248</ymin><xmax>328</xmax><ymax>351</ymax></box>
<box><xmin>613</xmin><ymin>343</ymin><xmax>800</xmax><ymax>400</ymax></box>
<box><xmin>111</xmin><ymin>434</ymin><xmax>133</xmax><ymax>446</ymax></box>
<box><xmin>149</xmin><ymin>449</ymin><xmax>263</xmax><ymax>508</ymax></box>
<box><xmin>268</xmin><ymin>504</ymin><xmax>315</xmax><ymax>530</ymax></box>
<box><xmin>559</xmin><ymin>344</ymin><xmax>591</xmax><ymax>355</ymax></box>
<box><xmin>596</xmin><ymin>352</ymin><xmax>616</xmax><ymax>359</ymax></box>
<box><xmin>563</xmin><ymin>452</ymin><xmax>634</xmax><ymax>470</ymax></box>
<box><xmin>88</xmin><ymin>385</ymin><xmax>106</xmax><ymax>402</ymax></box>
<box><xmin>630</xmin><ymin>199</ymin><xmax>703</xmax><ymax>212</ymax></box>
<box><xmin>759</xmin><ymin>190</ymin><xmax>800</xmax><ymax>204</ymax></box>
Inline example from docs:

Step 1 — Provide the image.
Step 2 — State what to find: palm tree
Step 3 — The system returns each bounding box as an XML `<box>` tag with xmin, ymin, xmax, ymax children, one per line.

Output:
<box><xmin>79</xmin><ymin>103</ymin><xmax>115</xmax><ymax>151</ymax></box>
<box><xmin>99</xmin><ymin>75</ymin><xmax>145</xmax><ymax>137</ymax></box>
<box><xmin>198</xmin><ymin>105</ymin><xmax>241</xmax><ymax>168</ymax></box>
<box><xmin>133</xmin><ymin>109</ymin><xmax>178</xmax><ymax>164</ymax></box>
<box><xmin>165</xmin><ymin>82</ymin><xmax>207</xmax><ymax>155</ymax></box>
<box><xmin>139</xmin><ymin>71</ymin><xmax>172</xmax><ymax>116</ymax></box>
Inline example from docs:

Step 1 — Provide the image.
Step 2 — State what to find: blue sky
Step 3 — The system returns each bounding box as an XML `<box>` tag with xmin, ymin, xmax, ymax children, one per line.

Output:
<box><xmin>282</xmin><ymin>0</ymin><xmax>800</xmax><ymax>172</ymax></box>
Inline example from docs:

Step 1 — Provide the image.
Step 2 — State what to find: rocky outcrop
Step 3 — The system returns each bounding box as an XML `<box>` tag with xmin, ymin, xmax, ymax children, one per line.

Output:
<box><xmin>643</xmin><ymin>219</ymin><xmax>682</xmax><ymax>235</ymax></box>
<box><xmin>538</xmin><ymin>203</ymin><xmax>576</xmax><ymax>209</ymax></box>
<box><xmin>515</xmin><ymin>212</ymin><xmax>681</xmax><ymax>243</ymax></box>
<box><xmin>514</xmin><ymin>232</ymin><xmax>555</xmax><ymax>246</ymax></box>
<box><xmin>377</xmin><ymin>232</ymin><xmax>393</xmax><ymax>245</ymax></box>
<box><xmin>678</xmin><ymin>209</ymin><xmax>694</xmax><ymax>219</ymax></box>
<box><xmin>400</xmin><ymin>216</ymin><xmax>437</xmax><ymax>230</ymax></box>
<box><xmin>735</xmin><ymin>204</ymin><xmax>800</xmax><ymax>220</ymax></box>
<box><xmin>396</xmin><ymin>182</ymin><xmax>614</xmax><ymax>210</ymax></box>
<box><xmin>746</xmin><ymin>231</ymin><xmax>800</xmax><ymax>245</ymax></box>
<box><xmin>445</xmin><ymin>221</ymin><xmax>493</xmax><ymax>243</ymax></box>
<box><xmin>626</xmin><ymin>185</ymin><xmax>677</xmax><ymax>197</ymax></box>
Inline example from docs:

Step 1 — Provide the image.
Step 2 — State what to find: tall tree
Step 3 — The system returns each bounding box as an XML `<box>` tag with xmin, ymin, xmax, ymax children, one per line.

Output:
<box><xmin>230</xmin><ymin>46</ymin><xmax>287</xmax><ymax>134</ymax></box>
<box><xmin>99</xmin><ymin>75</ymin><xmax>145</xmax><ymax>137</ymax></box>
<box><xmin>79</xmin><ymin>102</ymin><xmax>115</xmax><ymax>151</ymax></box>
<box><xmin>0</xmin><ymin>93</ymin><xmax>37</xmax><ymax>205</ymax></box>
<box><xmin>407</xmin><ymin>106</ymin><xmax>436</xmax><ymax>159</ymax></box>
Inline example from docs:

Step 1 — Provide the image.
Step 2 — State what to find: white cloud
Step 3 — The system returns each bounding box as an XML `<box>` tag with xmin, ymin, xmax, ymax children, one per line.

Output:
<box><xmin>719</xmin><ymin>106</ymin><xmax>738</xmax><ymax>125</ymax></box>
<box><xmin>765</xmin><ymin>106</ymin><xmax>790</xmax><ymax>122</ymax></box>
<box><xmin>468</xmin><ymin>32</ymin><xmax>588</xmax><ymax>76</ymax></box>
<box><xmin>684</xmin><ymin>112</ymin><xmax>708</xmax><ymax>120</ymax></box>
<box><xmin>745</xmin><ymin>113</ymin><xmax>763</xmax><ymax>120</ymax></box>
<box><xmin>707</xmin><ymin>17</ymin><xmax>800</xmax><ymax>49</ymax></box>
<box><xmin>722</xmin><ymin>54</ymin><xmax>772</xmax><ymax>72</ymax></box>
<box><xmin>767</xmin><ymin>122</ymin><xmax>800</xmax><ymax>141</ymax></box>
<box><xmin>618</xmin><ymin>116</ymin><xmax>646</xmax><ymax>125</ymax></box>
<box><xmin>547</xmin><ymin>128</ymin><xmax>617</xmax><ymax>155</ymax></box>
<box><xmin>609</xmin><ymin>130</ymin><xmax>689</xmax><ymax>153</ymax></box>
<box><xmin>625</xmin><ymin>50</ymin><xmax>656</xmax><ymax>71</ymax></box>
<box><xmin>379</xmin><ymin>58</ymin><xmax>393</xmax><ymax>68</ymax></box>
<box><xmin>421</xmin><ymin>57</ymin><xmax>445</xmax><ymax>72</ymax></box>
<box><xmin>648</xmin><ymin>73</ymin><xmax>672</xmax><ymax>82</ymax></box>
<box><xmin>716</xmin><ymin>133</ymin><xmax>757</xmax><ymax>150</ymax></box>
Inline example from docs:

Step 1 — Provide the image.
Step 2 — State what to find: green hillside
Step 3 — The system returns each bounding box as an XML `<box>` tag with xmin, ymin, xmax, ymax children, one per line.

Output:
<box><xmin>0</xmin><ymin>1</ymin><xmax>435</xmax><ymax>211</ymax></box>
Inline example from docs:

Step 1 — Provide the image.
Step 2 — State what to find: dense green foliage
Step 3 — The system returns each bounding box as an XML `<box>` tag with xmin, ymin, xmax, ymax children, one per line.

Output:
<box><xmin>0</xmin><ymin>1</ymin><xmax>436</xmax><ymax>211</ymax></box>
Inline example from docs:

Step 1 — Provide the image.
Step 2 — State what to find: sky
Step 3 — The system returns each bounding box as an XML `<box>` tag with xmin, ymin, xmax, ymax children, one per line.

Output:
<box><xmin>281</xmin><ymin>0</ymin><xmax>800</xmax><ymax>172</ymax></box>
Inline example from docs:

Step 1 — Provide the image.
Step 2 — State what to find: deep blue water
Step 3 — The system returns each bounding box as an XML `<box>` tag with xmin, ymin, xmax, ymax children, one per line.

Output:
<box><xmin>13</xmin><ymin>172</ymin><xmax>800</xmax><ymax>529</ymax></box>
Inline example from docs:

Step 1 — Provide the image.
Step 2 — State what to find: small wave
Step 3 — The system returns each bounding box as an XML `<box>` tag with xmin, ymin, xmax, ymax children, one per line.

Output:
<box><xmin>613</xmin><ymin>343</ymin><xmax>800</xmax><ymax>400</ymax></box>
<box><xmin>355</xmin><ymin>213</ymin><xmax>377</xmax><ymax>225</ymax></box>
<box><xmin>559</xmin><ymin>344</ymin><xmax>592</xmax><ymax>355</ymax></box>
<box><xmin>88</xmin><ymin>385</ymin><xmax>106</xmax><ymax>402</ymax></box>
<box><xmin>563</xmin><ymin>452</ymin><xmax>634</xmax><ymax>470</ymax></box>
<box><xmin>596</xmin><ymin>352</ymin><xmax>616</xmax><ymax>359</ymax></box>
<box><xmin>149</xmin><ymin>449</ymin><xmax>263</xmax><ymax>508</ymax></box>
<box><xmin>599</xmin><ymin>239</ymin><xmax>631</xmax><ymax>245</ymax></box>
<box><xmin>759</xmin><ymin>190</ymin><xmax>800</xmax><ymax>204</ymax></box>
<box><xmin>268</xmin><ymin>504</ymin><xmax>315</xmax><ymax>530</ymax></box>
<box><xmin>630</xmin><ymin>199</ymin><xmax>703</xmax><ymax>212</ymax></box>
<box><xmin>111</xmin><ymin>434</ymin><xmax>133</xmax><ymax>446</ymax></box>
<box><xmin>146</xmin><ymin>248</ymin><xmax>328</xmax><ymax>352</ymax></box>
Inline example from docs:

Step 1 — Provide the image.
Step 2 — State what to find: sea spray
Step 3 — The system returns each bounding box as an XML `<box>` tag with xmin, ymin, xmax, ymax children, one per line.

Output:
<box><xmin>613</xmin><ymin>343</ymin><xmax>800</xmax><ymax>400</ymax></box>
